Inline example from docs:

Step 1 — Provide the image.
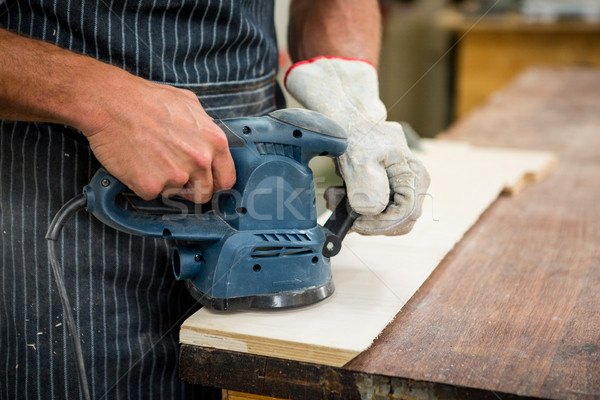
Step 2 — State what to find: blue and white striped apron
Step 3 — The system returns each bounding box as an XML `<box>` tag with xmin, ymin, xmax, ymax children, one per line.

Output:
<box><xmin>0</xmin><ymin>1</ymin><xmax>283</xmax><ymax>399</ymax></box>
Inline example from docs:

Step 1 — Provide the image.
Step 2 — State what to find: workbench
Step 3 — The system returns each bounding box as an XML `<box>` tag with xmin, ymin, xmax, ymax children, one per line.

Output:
<box><xmin>178</xmin><ymin>67</ymin><xmax>600</xmax><ymax>399</ymax></box>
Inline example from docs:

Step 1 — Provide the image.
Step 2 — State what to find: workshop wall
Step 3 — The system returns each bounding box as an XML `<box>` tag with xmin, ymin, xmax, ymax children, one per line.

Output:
<box><xmin>378</xmin><ymin>0</ymin><xmax>452</xmax><ymax>138</ymax></box>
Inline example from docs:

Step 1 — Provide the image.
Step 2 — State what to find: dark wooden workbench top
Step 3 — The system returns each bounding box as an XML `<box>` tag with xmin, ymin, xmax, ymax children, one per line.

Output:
<box><xmin>180</xmin><ymin>67</ymin><xmax>600</xmax><ymax>399</ymax></box>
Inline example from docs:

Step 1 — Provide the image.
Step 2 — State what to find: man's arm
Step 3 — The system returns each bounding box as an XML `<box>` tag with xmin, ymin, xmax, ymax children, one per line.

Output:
<box><xmin>0</xmin><ymin>28</ymin><xmax>235</xmax><ymax>203</ymax></box>
<box><xmin>285</xmin><ymin>0</ymin><xmax>430</xmax><ymax>236</ymax></box>
<box><xmin>288</xmin><ymin>0</ymin><xmax>381</xmax><ymax>67</ymax></box>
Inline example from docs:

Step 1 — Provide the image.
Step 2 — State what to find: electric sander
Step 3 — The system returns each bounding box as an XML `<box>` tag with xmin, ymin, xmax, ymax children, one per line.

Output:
<box><xmin>81</xmin><ymin>108</ymin><xmax>357</xmax><ymax>311</ymax></box>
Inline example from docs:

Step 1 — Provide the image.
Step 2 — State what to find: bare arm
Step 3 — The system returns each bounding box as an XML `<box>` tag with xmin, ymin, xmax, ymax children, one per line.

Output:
<box><xmin>285</xmin><ymin>2</ymin><xmax>430</xmax><ymax>236</ymax></box>
<box><xmin>0</xmin><ymin>28</ymin><xmax>235</xmax><ymax>202</ymax></box>
<box><xmin>288</xmin><ymin>0</ymin><xmax>382</xmax><ymax>68</ymax></box>
<box><xmin>0</xmin><ymin>29</ymin><xmax>105</xmax><ymax>126</ymax></box>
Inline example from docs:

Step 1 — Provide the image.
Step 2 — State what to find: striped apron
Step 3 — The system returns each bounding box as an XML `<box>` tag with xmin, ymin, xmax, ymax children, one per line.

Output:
<box><xmin>0</xmin><ymin>1</ymin><xmax>283</xmax><ymax>399</ymax></box>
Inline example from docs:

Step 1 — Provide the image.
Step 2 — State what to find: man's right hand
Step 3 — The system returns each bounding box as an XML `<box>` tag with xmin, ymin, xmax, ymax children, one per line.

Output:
<box><xmin>80</xmin><ymin>75</ymin><xmax>236</xmax><ymax>203</ymax></box>
<box><xmin>0</xmin><ymin>28</ymin><xmax>236</xmax><ymax>203</ymax></box>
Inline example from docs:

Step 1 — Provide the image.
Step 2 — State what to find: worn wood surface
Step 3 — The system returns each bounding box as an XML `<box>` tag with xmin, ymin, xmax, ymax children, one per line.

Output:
<box><xmin>346</xmin><ymin>67</ymin><xmax>600</xmax><ymax>399</ymax></box>
<box><xmin>180</xmin><ymin>67</ymin><xmax>600</xmax><ymax>399</ymax></box>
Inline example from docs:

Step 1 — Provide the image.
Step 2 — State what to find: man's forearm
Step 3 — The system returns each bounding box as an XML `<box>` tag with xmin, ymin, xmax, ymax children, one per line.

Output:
<box><xmin>288</xmin><ymin>0</ymin><xmax>382</xmax><ymax>67</ymax></box>
<box><xmin>0</xmin><ymin>28</ymin><xmax>124</xmax><ymax>132</ymax></box>
<box><xmin>0</xmin><ymin>28</ymin><xmax>236</xmax><ymax>202</ymax></box>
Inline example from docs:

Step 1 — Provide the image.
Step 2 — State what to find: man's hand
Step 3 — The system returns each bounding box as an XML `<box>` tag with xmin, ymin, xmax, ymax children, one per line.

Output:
<box><xmin>286</xmin><ymin>1</ymin><xmax>429</xmax><ymax>235</ymax></box>
<box><xmin>285</xmin><ymin>56</ymin><xmax>430</xmax><ymax>235</ymax></box>
<box><xmin>323</xmin><ymin>120</ymin><xmax>429</xmax><ymax>235</ymax></box>
<box><xmin>0</xmin><ymin>29</ymin><xmax>235</xmax><ymax>202</ymax></box>
<box><xmin>81</xmin><ymin>76</ymin><xmax>235</xmax><ymax>203</ymax></box>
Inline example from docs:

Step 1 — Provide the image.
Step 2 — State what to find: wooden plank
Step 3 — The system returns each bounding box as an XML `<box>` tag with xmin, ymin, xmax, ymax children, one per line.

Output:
<box><xmin>179</xmin><ymin>139</ymin><xmax>556</xmax><ymax>367</ymax></box>
<box><xmin>344</xmin><ymin>67</ymin><xmax>600</xmax><ymax>399</ymax></box>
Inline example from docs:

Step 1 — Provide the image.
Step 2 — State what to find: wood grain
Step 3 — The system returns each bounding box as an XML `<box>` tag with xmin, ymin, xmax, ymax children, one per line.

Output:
<box><xmin>345</xmin><ymin>67</ymin><xmax>600</xmax><ymax>399</ymax></box>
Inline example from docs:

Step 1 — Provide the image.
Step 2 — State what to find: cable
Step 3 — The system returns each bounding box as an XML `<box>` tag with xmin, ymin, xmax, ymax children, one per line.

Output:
<box><xmin>45</xmin><ymin>194</ymin><xmax>91</xmax><ymax>400</ymax></box>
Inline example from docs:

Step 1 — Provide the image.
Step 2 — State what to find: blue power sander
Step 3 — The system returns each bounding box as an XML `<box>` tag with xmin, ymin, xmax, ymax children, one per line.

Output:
<box><xmin>79</xmin><ymin>108</ymin><xmax>358</xmax><ymax>311</ymax></box>
<box><xmin>45</xmin><ymin>108</ymin><xmax>358</xmax><ymax>398</ymax></box>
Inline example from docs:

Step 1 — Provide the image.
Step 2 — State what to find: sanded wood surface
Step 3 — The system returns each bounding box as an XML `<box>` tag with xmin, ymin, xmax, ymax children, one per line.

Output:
<box><xmin>180</xmin><ymin>140</ymin><xmax>555</xmax><ymax>367</ymax></box>
<box><xmin>180</xmin><ymin>67</ymin><xmax>600</xmax><ymax>399</ymax></box>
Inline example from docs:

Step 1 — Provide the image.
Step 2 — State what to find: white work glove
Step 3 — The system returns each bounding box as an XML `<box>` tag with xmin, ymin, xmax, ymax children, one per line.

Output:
<box><xmin>285</xmin><ymin>56</ymin><xmax>430</xmax><ymax>235</ymax></box>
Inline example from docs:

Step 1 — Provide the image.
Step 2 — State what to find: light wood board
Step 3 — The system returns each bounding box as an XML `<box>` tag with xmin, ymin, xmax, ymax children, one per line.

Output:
<box><xmin>180</xmin><ymin>139</ymin><xmax>556</xmax><ymax>367</ymax></box>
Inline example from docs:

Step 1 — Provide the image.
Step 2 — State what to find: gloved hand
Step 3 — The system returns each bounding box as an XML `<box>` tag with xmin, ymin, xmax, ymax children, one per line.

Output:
<box><xmin>285</xmin><ymin>56</ymin><xmax>430</xmax><ymax>235</ymax></box>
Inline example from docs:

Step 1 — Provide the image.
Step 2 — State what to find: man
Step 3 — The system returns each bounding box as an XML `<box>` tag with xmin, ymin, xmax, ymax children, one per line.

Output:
<box><xmin>0</xmin><ymin>1</ymin><xmax>429</xmax><ymax>398</ymax></box>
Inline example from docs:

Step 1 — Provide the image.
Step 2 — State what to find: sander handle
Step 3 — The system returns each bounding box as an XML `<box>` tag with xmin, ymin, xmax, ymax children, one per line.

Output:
<box><xmin>322</xmin><ymin>195</ymin><xmax>359</xmax><ymax>257</ymax></box>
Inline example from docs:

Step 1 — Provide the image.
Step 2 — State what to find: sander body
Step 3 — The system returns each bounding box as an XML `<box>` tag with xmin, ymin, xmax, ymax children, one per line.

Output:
<box><xmin>83</xmin><ymin>109</ymin><xmax>355</xmax><ymax>311</ymax></box>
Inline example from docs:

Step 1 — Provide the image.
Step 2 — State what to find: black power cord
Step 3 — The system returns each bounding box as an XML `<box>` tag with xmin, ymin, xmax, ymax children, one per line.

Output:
<box><xmin>45</xmin><ymin>194</ymin><xmax>91</xmax><ymax>400</ymax></box>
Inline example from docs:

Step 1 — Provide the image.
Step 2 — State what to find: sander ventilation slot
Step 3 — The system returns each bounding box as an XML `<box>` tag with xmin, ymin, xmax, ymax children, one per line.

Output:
<box><xmin>251</xmin><ymin>246</ymin><xmax>314</xmax><ymax>258</ymax></box>
<box><xmin>255</xmin><ymin>233</ymin><xmax>311</xmax><ymax>242</ymax></box>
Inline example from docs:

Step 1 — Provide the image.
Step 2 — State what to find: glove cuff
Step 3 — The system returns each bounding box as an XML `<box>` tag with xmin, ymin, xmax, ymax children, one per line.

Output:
<box><xmin>283</xmin><ymin>56</ymin><xmax>375</xmax><ymax>87</ymax></box>
<box><xmin>284</xmin><ymin>56</ymin><xmax>387</xmax><ymax>131</ymax></box>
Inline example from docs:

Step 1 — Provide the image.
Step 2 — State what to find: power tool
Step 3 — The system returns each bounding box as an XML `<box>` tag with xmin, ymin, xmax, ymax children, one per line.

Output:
<box><xmin>66</xmin><ymin>108</ymin><xmax>356</xmax><ymax>311</ymax></box>
<box><xmin>45</xmin><ymin>109</ymin><xmax>359</xmax><ymax>399</ymax></box>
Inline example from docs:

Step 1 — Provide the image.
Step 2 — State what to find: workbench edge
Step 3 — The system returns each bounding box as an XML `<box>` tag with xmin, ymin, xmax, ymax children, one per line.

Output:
<box><xmin>179</xmin><ymin>345</ymin><xmax>542</xmax><ymax>400</ymax></box>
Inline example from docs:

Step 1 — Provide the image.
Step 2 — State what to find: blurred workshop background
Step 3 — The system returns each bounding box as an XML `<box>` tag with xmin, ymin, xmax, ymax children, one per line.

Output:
<box><xmin>277</xmin><ymin>0</ymin><xmax>600</xmax><ymax>138</ymax></box>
